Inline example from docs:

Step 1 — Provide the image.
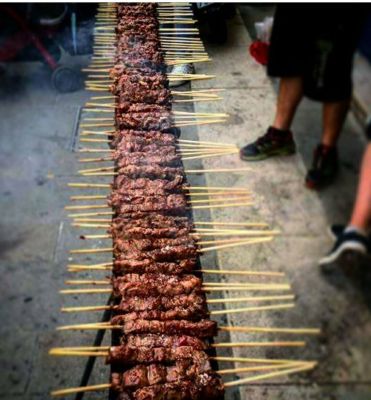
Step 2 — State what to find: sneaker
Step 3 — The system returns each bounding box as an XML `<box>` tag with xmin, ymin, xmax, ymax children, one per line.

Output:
<box><xmin>168</xmin><ymin>64</ymin><xmax>195</xmax><ymax>88</ymax></box>
<box><xmin>240</xmin><ymin>127</ymin><xmax>296</xmax><ymax>161</ymax></box>
<box><xmin>328</xmin><ymin>224</ymin><xmax>345</xmax><ymax>240</ymax></box>
<box><xmin>319</xmin><ymin>230</ymin><xmax>370</xmax><ymax>269</ymax></box>
<box><xmin>305</xmin><ymin>144</ymin><xmax>338</xmax><ymax>190</ymax></box>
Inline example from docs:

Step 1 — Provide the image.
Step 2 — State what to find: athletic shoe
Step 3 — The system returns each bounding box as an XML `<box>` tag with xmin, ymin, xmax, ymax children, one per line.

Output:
<box><xmin>319</xmin><ymin>230</ymin><xmax>370</xmax><ymax>268</ymax></box>
<box><xmin>328</xmin><ymin>224</ymin><xmax>345</xmax><ymax>240</ymax></box>
<box><xmin>305</xmin><ymin>144</ymin><xmax>338</xmax><ymax>190</ymax></box>
<box><xmin>239</xmin><ymin>127</ymin><xmax>296</xmax><ymax>161</ymax></box>
<box><xmin>168</xmin><ymin>64</ymin><xmax>195</xmax><ymax>88</ymax></box>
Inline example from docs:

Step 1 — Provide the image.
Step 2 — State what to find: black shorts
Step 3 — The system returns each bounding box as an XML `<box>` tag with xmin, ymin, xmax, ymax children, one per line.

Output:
<box><xmin>268</xmin><ymin>5</ymin><xmax>367</xmax><ymax>102</ymax></box>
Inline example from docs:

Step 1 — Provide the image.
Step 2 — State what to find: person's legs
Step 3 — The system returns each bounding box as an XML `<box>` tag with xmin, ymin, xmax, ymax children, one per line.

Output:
<box><xmin>272</xmin><ymin>76</ymin><xmax>304</xmax><ymax>131</ymax></box>
<box><xmin>349</xmin><ymin>143</ymin><xmax>371</xmax><ymax>231</ymax></box>
<box><xmin>240</xmin><ymin>76</ymin><xmax>302</xmax><ymax>161</ymax></box>
<box><xmin>321</xmin><ymin>100</ymin><xmax>350</xmax><ymax>147</ymax></box>
<box><xmin>305</xmin><ymin>100</ymin><xmax>350</xmax><ymax>189</ymax></box>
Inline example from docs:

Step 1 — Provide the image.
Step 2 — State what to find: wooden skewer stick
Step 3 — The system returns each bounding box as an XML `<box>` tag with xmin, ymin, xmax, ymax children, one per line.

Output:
<box><xmin>224</xmin><ymin>362</ymin><xmax>317</xmax><ymax>387</ymax></box>
<box><xmin>51</xmin><ymin>383</ymin><xmax>111</xmax><ymax>397</ymax></box>
<box><xmin>210</xmin><ymin>303</ymin><xmax>295</xmax><ymax>315</ymax></box>
<box><xmin>50</xmin><ymin>363</ymin><xmax>316</xmax><ymax>395</ymax></box>
<box><xmin>50</xmin><ymin>341</ymin><xmax>305</xmax><ymax>354</ymax></box>
<box><xmin>219</xmin><ymin>326</ymin><xmax>321</xmax><ymax>335</ymax></box>
<box><xmin>59</xmin><ymin>286</ymin><xmax>290</xmax><ymax>295</ymax></box>
<box><xmin>64</xmin><ymin>196</ymin><xmax>256</xmax><ymax>210</ymax></box>
<box><xmin>63</xmin><ymin>279</ymin><xmax>288</xmax><ymax>288</ymax></box>
<box><xmin>201</xmin><ymin>237</ymin><xmax>273</xmax><ymax>252</ymax></box>
<box><xmin>218</xmin><ymin>362</ymin><xmax>312</xmax><ymax>375</ymax></box>
<box><xmin>212</xmin><ymin>356</ymin><xmax>313</xmax><ymax>364</ymax></box>
<box><xmin>61</xmin><ymin>296</ymin><xmax>295</xmax><ymax>313</ymax></box>
<box><xmin>67</xmin><ymin>264</ymin><xmax>285</xmax><ymax>278</ymax></box>
<box><xmin>67</xmin><ymin>183</ymin><xmax>251</xmax><ymax>192</ymax></box>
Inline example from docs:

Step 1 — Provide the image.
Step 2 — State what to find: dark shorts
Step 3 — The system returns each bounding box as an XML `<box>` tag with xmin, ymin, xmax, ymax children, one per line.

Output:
<box><xmin>268</xmin><ymin>5</ymin><xmax>367</xmax><ymax>102</ymax></box>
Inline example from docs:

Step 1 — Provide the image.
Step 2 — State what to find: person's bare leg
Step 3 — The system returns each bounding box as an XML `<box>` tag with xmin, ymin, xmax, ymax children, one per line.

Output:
<box><xmin>321</xmin><ymin>100</ymin><xmax>350</xmax><ymax>147</ymax></box>
<box><xmin>272</xmin><ymin>77</ymin><xmax>304</xmax><ymax>131</ymax></box>
<box><xmin>349</xmin><ymin>143</ymin><xmax>371</xmax><ymax>232</ymax></box>
<box><xmin>306</xmin><ymin>100</ymin><xmax>350</xmax><ymax>189</ymax></box>
<box><xmin>240</xmin><ymin>76</ymin><xmax>303</xmax><ymax>161</ymax></box>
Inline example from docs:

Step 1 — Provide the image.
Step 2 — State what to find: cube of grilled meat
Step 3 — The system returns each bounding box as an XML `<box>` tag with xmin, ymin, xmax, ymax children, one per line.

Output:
<box><xmin>116</xmin><ymin>111</ymin><xmax>172</xmax><ymax>131</ymax></box>
<box><xmin>122</xmin><ymin>334</ymin><xmax>207</xmax><ymax>351</ymax></box>
<box><xmin>112</xmin><ymin>274</ymin><xmax>202</xmax><ymax>297</ymax></box>
<box><xmin>113</xmin><ymin>152</ymin><xmax>181</xmax><ymax>168</ymax></box>
<box><xmin>129</xmin><ymin>377</ymin><xmax>225</xmax><ymax>400</ymax></box>
<box><xmin>116</xmin><ymin>165</ymin><xmax>184</xmax><ymax>181</ymax></box>
<box><xmin>110</xmin><ymin>223</ymin><xmax>192</xmax><ymax>240</ymax></box>
<box><xmin>112</xmin><ymin>130</ymin><xmax>176</xmax><ymax>147</ymax></box>
<box><xmin>117</xmin><ymin>20</ymin><xmax>159</xmax><ymax>35</ymax></box>
<box><xmin>112</xmin><ymin>176</ymin><xmax>186</xmax><ymax>194</ymax></box>
<box><xmin>115</xmin><ymin>140</ymin><xmax>177</xmax><ymax>156</ymax></box>
<box><xmin>107</xmin><ymin>345</ymin><xmax>211</xmax><ymax>366</ymax></box>
<box><xmin>113</xmin><ymin>293</ymin><xmax>207</xmax><ymax>315</ymax></box>
<box><xmin>113</xmin><ymin>366</ymin><xmax>222</xmax><ymax>392</ymax></box>
<box><xmin>112</xmin><ymin>214</ymin><xmax>192</xmax><ymax>230</ymax></box>
<box><xmin>113</xmin><ymin>258</ymin><xmax>196</xmax><ymax>275</ymax></box>
<box><xmin>112</xmin><ymin>307</ymin><xmax>208</xmax><ymax>322</ymax></box>
<box><xmin>116</xmin><ymin>39</ymin><xmax>161</xmax><ymax>55</ymax></box>
<box><xmin>121</xmin><ymin>319</ymin><xmax>218</xmax><ymax>338</ymax></box>
<box><xmin>110</xmin><ymin>67</ymin><xmax>168</xmax><ymax>83</ymax></box>
<box><xmin>112</xmin><ymin>72</ymin><xmax>168</xmax><ymax>90</ymax></box>
<box><xmin>115</xmin><ymin>104</ymin><xmax>172</xmax><ymax>121</ymax></box>
<box><xmin>118</xmin><ymin>16</ymin><xmax>159</xmax><ymax>29</ymax></box>
<box><xmin>115</xmin><ymin>245</ymin><xmax>198</xmax><ymax>263</ymax></box>
<box><xmin>116</xmin><ymin>52</ymin><xmax>165</xmax><ymax>70</ymax></box>
<box><xmin>117</xmin><ymin>4</ymin><xmax>157</xmax><ymax>17</ymax></box>
<box><xmin>111</xmin><ymin>85</ymin><xmax>171</xmax><ymax>104</ymax></box>
<box><xmin>113</xmin><ymin>236</ymin><xmax>197</xmax><ymax>253</ymax></box>
<box><xmin>110</xmin><ymin>194</ymin><xmax>188</xmax><ymax>215</ymax></box>
<box><xmin>116</xmin><ymin>46</ymin><xmax>162</xmax><ymax>61</ymax></box>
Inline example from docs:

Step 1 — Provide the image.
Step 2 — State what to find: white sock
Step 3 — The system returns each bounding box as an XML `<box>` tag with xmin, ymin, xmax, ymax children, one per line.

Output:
<box><xmin>344</xmin><ymin>225</ymin><xmax>368</xmax><ymax>237</ymax></box>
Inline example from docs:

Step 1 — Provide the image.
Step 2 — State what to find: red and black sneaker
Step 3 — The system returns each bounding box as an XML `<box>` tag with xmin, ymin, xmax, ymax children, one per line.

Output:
<box><xmin>305</xmin><ymin>144</ymin><xmax>338</xmax><ymax>190</ymax></box>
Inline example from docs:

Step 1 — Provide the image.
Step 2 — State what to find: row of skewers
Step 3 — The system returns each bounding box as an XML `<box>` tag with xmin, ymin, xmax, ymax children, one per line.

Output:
<box><xmin>51</xmin><ymin>3</ymin><xmax>319</xmax><ymax>399</ymax></box>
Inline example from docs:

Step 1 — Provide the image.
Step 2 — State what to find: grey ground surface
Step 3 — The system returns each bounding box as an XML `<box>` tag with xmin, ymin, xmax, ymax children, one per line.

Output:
<box><xmin>0</xmin><ymin>6</ymin><xmax>370</xmax><ymax>400</ymax></box>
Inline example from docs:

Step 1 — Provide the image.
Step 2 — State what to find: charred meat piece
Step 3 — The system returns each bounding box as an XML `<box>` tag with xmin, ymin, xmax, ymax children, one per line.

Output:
<box><xmin>113</xmin><ymin>237</ymin><xmax>197</xmax><ymax>252</ymax></box>
<box><xmin>114</xmin><ymin>142</ymin><xmax>177</xmax><ymax>157</ymax></box>
<box><xmin>121</xmin><ymin>319</ymin><xmax>217</xmax><ymax>339</ymax></box>
<box><xmin>110</xmin><ymin>225</ymin><xmax>192</xmax><ymax>240</ymax></box>
<box><xmin>115</xmin><ymin>245</ymin><xmax>198</xmax><ymax>263</ymax></box>
<box><xmin>112</xmin><ymin>87</ymin><xmax>171</xmax><ymax>105</ymax></box>
<box><xmin>110</xmin><ymin>194</ymin><xmax>188</xmax><ymax>215</ymax></box>
<box><xmin>113</xmin><ymin>294</ymin><xmax>207</xmax><ymax>315</ymax></box>
<box><xmin>115</xmin><ymin>165</ymin><xmax>184</xmax><ymax>180</ymax></box>
<box><xmin>110</xmin><ymin>72</ymin><xmax>168</xmax><ymax>93</ymax></box>
<box><xmin>130</xmin><ymin>377</ymin><xmax>225</xmax><ymax>400</ymax></box>
<box><xmin>112</xmin><ymin>176</ymin><xmax>185</xmax><ymax>193</ymax></box>
<box><xmin>117</xmin><ymin>4</ymin><xmax>157</xmax><ymax>17</ymax></box>
<box><xmin>113</xmin><ymin>152</ymin><xmax>182</xmax><ymax>168</ymax></box>
<box><xmin>107</xmin><ymin>346</ymin><xmax>211</xmax><ymax>366</ymax></box>
<box><xmin>112</xmin><ymin>214</ymin><xmax>192</xmax><ymax>229</ymax></box>
<box><xmin>113</xmin><ymin>367</ymin><xmax>222</xmax><ymax>392</ymax></box>
<box><xmin>111</xmin><ymin>274</ymin><xmax>202</xmax><ymax>297</ymax></box>
<box><xmin>115</xmin><ymin>104</ymin><xmax>172</xmax><ymax>119</ymax></box>
<box><xmin>112</xmin><ymin>308</ymin><xmax>208</xmax><ymax>322</ymax></box>
<box><xmin>122</xmin><ymin>334</ymin><xmax>207</xmax><ymax>351</ymax></box>
<box><xmin>112</xmin><ymin>130</ymin><xmax>176</xmax><ymax>147</ymax></box>
<box><xmin>113</xmin><ymin>258</ymin><xmax>196</xmax><ymax>275</ymax></box>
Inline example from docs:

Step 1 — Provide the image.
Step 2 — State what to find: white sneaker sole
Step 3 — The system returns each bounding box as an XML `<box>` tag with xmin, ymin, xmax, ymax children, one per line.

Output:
<box><xmin>319</xmin><ymin>241</ymin><xmax>367</xmax><ymax>266</ymax></box>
